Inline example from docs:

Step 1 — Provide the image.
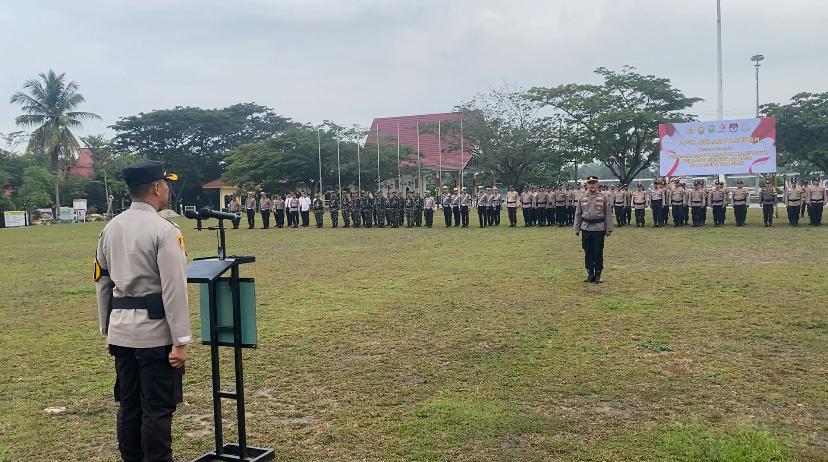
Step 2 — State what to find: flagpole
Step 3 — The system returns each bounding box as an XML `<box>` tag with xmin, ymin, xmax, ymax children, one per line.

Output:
<box><xmin>716</xmin><ymin>0</ymin><xmax>724</xmax><ymax>121</ymax></box>
<box><xmin>356</xmin><ymin>132</ymin><xmax>361</xmax><ymax>194</ymax></box>
<box><xmin>460</xmin><ymin>116</ymin><xmax>464</xmax><ymax>192</ymax></box>
<box><xmin>336</xmin><ymin>131</ymin><xmax>341</xmax><ymax>195</ymax></box>
<box><xmin>396</xmin><ymin>122</ymin><xmax>401</xmax><ymax>192</ymax></box>
<box><xmin>317</xmin><ymin>128</ymin><xmax>322</xmax><ymax>195</ymax></box>
<box><xmin>438</xmin><ymin>120</ymin><xmax>442</xmax><ymax>191</ymax></box>
<box><xmin>376</xmin><ymin>123</ymin><xmax>381</xmax><ymax>192</ymax></box>
<box><xmin>416</xmin><ymin>121</ymin><xmax>421</xmax><ymax>196</ymax></box>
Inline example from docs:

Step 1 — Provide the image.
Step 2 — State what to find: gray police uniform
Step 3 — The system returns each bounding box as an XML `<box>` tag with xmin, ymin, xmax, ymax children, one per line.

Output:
<box><xmin>96</xmin><ymin>197</ymin><xmax>191</xmax><ymax>462</ymax></box>
<box><xmin>574</xmin><ymin>189</ymin><xmax>613</xmax><ymax>282</ymax></box>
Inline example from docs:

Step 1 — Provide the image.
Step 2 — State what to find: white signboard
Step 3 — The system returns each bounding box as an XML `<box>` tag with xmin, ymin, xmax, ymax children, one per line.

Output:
<box><xmin>3</xmin><ymin>211</ymin><xmax>26</xmax><ymax>227</ymax></box>
<box><xmin>73</xmin><ymin>199</ymin><xmax>88</xmax><ymax>211</ymax></box>
<box><xmin>59</xmin><ymin>207</ymin><xmax>75</xmax><ymax>222</ymax></box>
<box><xmin>659</xmin><ymin>117</ymin><xmax>776</xmax><ymax>176</ymax></box>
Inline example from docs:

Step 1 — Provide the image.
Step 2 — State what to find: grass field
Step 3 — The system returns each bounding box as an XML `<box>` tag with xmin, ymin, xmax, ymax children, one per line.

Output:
<box><xmin>0</xmin><ymin>209</ymin><xmax>826</xmax><ymax>461</ymax></box>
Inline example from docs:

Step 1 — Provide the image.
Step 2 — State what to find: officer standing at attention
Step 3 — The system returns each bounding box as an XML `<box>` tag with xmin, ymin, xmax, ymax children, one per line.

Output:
<box><xmin>520</xmin><ymin>186</ymin><xmax>533</xmax><ymax>227</ymax></box>
<box><xmin>490</xmin><ymin>187</ymin><xmax>502</xmax><ymax>226</ymax></box>
<box><xmin>689</xmin><ymin>181</ymin><xmax>707</xmax><ymax>227</ymax></box>
<box><xmin>312</xmin><ymin>192</ymin><xmax>325</xmax><ymax>228</ymax></box>
<box><xmin>506</xmin><ymin>186</ymin><xmax>519</xmax><ymax>227</ymax></box>
<box><xmin>95</xmin><ymin>161</ymin><xmax>190</xmax><ymax>462</ymax></box>
<box><xmin>631</xmin><ymin>183</ymin><xmax>649</xmax><ymax>227</ymax></box>
<box><xmin>574</xmin><ymin>176</ymin><xmax>612</xmax><ymax>284</ymax></box>
<box><xmin>451</xmin><ymin>188</ymin><xmax>462</xmax><ymax>227</ymax></box>
<box><xmin>259</xmin><ymin>192</ymin><xmax>271</xmax><ymax>229</ymax></box>
<box><xmin>759</xmin><ymin>182</ymin><xmax>777</xmax><ymax>227</ymax></box>
<box><xmin>708</xmin><ymin>181</ymin><xmax>728</xmax><ymax>226</ymax></box>
<box><xmin>612</xmin><ymin>185</ymin><xmax>628</xmax><ymax>227</ymax></box>
<box><xmin>731</xmin><ymin>180</ymin><xmax>749</xmax><ymax>226</ymax></box>
<box><xmin>423</xmin><ymin>191</ymin><xmax>435</xmax><ymax>227</ymax></box>
<box><xmin>228</xmin><ymin>194</ymin><xmax>241</xmax><ymax>229</ymax></box>
<box><xmin>476</xmin><ymin>186</ymin><xmax>488</xmax><ymax>228</ymax></box>
<box><xmin>244</xmin><ymin>191</ymin><xmax>257</xmax><ymax>229</ymax></box>
<box><xmin>440</xmin><ymin>186</ymin><xmax>453</xmax><ymax>228</ymax></box>
<box><xmin>806</xmin><ymin>177</ymin><xmax>826</xmax><ymax>225</ymax></box>
<box><xmin>328</xmin><ymin>191</ymin><xmax>340</xmax><ymax>228</ymax></box>
<box><xmin>783</xmin><ymin>178</ymin><xmax>802</xmax><ymax>226</ymax></box>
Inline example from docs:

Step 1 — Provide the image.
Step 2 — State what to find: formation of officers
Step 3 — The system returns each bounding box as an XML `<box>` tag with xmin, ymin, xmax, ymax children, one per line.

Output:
<box><xmin>222</xmin><ymin>176</ymin><xmax>827</xmax><ymax>230</ymax></box>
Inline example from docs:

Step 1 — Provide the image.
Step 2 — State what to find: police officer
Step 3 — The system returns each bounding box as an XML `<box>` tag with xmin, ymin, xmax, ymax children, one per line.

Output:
<box><xmin>244</xmin><ymin>191</ymin><xmax>257</xmax><ymax>229</ymax></box>
<box><xmin>649</xmin><ymin>181</ymin><xmax>665</xmax><ymax>227</ymax></box>
<box><xmin>574</xmin><ymin>176</ymin><xmax>613</xmax><ymax>283</ymax></box>
<box><xmin>520</xmin><ymin>186</ymin><xmax>533</xmax><ymax>227</ymax></box>
<box><xmin>784</xmin><ymin>178</ymin><xmax>803</xmax><ymax>226</ymax></box>
<box><xmin>506</xmin><ymin>186</ymin><xmax>519</xmax><ymax>227</ymax></box>
<box><xmin>95</xmin><ymin>161</ymin><xmax>190</xmax><ymax>462</ymax></box>
<box><xmin>612</xmin><ymin>185</ymin><xmax>628</xmax><ymax>227</ymax></box>
<box><xmin>806</xmin><ymin>177</ymin><xmax>827</xmax><ymax>225</ymax></box>
<box><xmin>440</xmin><ymin>186</ymin><xmax>453</xmax><ymax>228</ymax></box>
<box><xmin>259</xmin><ymin>192</ymin><xmax>271</xmax><ymax>229</ymax></box>
<box><xmin>689</xmin><ymin>181</ymin><xmax>707</xmax><ymax>227</ymax></box>
<box><xmin>731</xmin><ymin>180</ymin><xmax>749</xmax><ymax>226</ymax></box>
<box><xmin>759</xmin><ymin>182</ymin><xmax>777</xmax><ymax>227</ymax></box>
<box><xmin>668</xmin><ymin>180</ymin><xmax>687</xmax><ymax>226</ymax></box>
<box><xmin>631</xmin><ymin>183</ymin><xmax>648</xmax><ymax>227</ymax></box>
<box><xmin>228</xmin><ymin>194</ymin><xmax>241</xmax><ymax>229</ymax></box>
<box><xmin>423</xmin><ymin>191</ymin><xmax>435</xmax><ymax>227</ymax></box>
<box><xmin>476</xmin><ymin>186</ymin><xmax>488</xmax><ymax>228</ymax></box>
<box><xmin>708</xmin><ymin>181</ymin><xmax>728</xmax><ymax>226</ymax></box>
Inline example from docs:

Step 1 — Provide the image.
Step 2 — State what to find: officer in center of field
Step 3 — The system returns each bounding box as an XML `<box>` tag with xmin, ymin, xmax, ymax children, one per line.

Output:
<box><xmin>759</xmin><ymin>181</ymin><xmax>777</xmax><ymax>227</ymax></box>
<box><xmin>95</xmin><ymin>160</ymin><xmax>190</xmax><ymax>462</ymax></box>
<box><xmin>574</xmin><ymin>176</ymin><xmax>613</xmax><ymax>284</ymax></box>
<box><xmin>784</xmin><ymin>178</ymin><xmax>803</xmax><ymax>226</ymax></box>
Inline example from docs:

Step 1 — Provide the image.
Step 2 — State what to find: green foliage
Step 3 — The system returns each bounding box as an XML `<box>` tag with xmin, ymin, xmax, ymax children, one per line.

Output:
<box><xmin>661</xmin><ymin>421</ymin><xmax>789</xmax><ymax>462</ymax></box>
<box><xmin>222</xmin><ymin>122</ymin><xmax>415</xmax><ymax>194</ymax></box>
<box><xmin>529</xmin><ymin>66</ymin><xmax>701</xmax><ymax>184</ymax></box>
<box><xmin>17</xmin><ymin>166</ymin><xmax>54</xmax><ymax>208</ymax></box>
<box><xmin>110</xmin><ymin>103</ymin><xmax>292</xmax><ymax>205</ymax></box>
<box><xmin>639</xmin><ymin>341</ymin><xmax>673</xmax><ymax>352</ymax></box>
<box><xmin>9</xmin><ymin>70</ymin><xmax>100</xmax><ymax>215</ymax></box>
<box><xmin>762</xmin><ymin>92</ymin><xmax>828</xmax><ymax>176</ymax></box>
<box><xmin>0</xmin><ymin>194</ymin><xmax>15</xmax><ymax>211</ymax></box>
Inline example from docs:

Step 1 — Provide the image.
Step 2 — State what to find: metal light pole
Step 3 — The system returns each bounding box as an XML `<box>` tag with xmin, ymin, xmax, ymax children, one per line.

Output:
<box><xmin>751</xmin><ymin>54</ymin><xmax>764</xmax><ymax>117</ymax></box>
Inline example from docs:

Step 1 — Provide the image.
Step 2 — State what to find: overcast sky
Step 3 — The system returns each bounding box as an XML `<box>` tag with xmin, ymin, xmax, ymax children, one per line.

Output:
<box><xmin>1</xmin><ymin>0</ymin><xmax>826</xmax><ymax>143</ymax></box>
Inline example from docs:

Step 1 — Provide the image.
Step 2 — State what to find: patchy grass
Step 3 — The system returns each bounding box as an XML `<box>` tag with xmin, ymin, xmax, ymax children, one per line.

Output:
<box><xmin>0</xmin><ymin>209</ymin><xmax>826</xmax><ymax>461</ymax></box>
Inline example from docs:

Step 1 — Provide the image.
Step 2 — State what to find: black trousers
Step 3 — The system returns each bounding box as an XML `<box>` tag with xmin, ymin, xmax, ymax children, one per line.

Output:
<box><xmin>260</xmin><ymin>210</ymin><xmax>270</xmax><ymax>229</ymax></box>
<box><xmin>691</xmin><ymin>206</ymin><xmax>704</xmax><ymax>226</ymax></box>
<box><xmin>424</xmin><ymin>209</ymin><xmax>433</xmax><ymax>227</ymax></box>
<box><xmin>453</xmin><ymin>207</ymin><xmax>461</xmax><ymax>226</ymax></box>
<box><xmin>536</xmin><ymin>205</ymin><xmax>547</xmax><ymax>225</ymax></box>
<box><xmin>508</xmin><ymin>207</ymin><xmax>517</xmax><ymax>226</ymax></box>
<box><xmin>581</xmin><ymin>230</ymin><xmax>606</xmax><ymax>272</ymax></box>
<box><xmin>568</xmin><ymin>206</ymin><xmax>575</xmax><ymax>225</ymax></box>
<box><xmin>556</xmin><ymin>206</ymin><xmax>567</xmax><ymax>226</ymax></box>
<box><xmin>684</xmin><ymin>206</ymin><xmax>690</xmax><ymax>225</ymax></box>
<box><xmin>521</xmin><ymin>208</ymin><xmax>530</xmax><ymax>226</ymax></box>
<box><xmin>614</xmin><ymin>205</ymin><xmax>626</xmax><ymax>226</ymax></box>
<box><xmin>671</xmin><ymin>204</ymin><xmax>684</xmax><ymax>226</ymax></box>
<box><xmin>625</xmin><ymin>206</ymin><xmax>631</xmax><ymax>224</ymax></box>
<box><xmin>810</xmin><ymin>202</ymin><xmax>824</xmax><ymax>225</ymax></box>
<box><xmin>300</xmin><ymin>210</ymin><xmax>310</xmax><ymax>226</ymax></box>
<box><xmin>245</xmin><ymin>209</ymin><xmax>255</xmax><ymax>228</ymax></box>
<box><xmin>734</xmin><ymin>204</ymin><xmax>747</xmax><ymax>226</ymax></box>
<box><xmin>110</xmin><ymin>345</ymin><xmax>183</xmax><ymax>462</ymax></box>
<box><xmin>494</xmin><ymin>206</ymin><xmax>501</xmax><ymax>225</ymax></box>
<box><xmin>478</xmin><ymin>208</ymin><xmax>487</xmax><ymax>227</ymax></box>
<box><xmin>635</xmin><ymin>208</ymin><xmax>645</xmax><ymax>226</ymax></box>
<box><xmin>460</xmin><ymin>205</ymin><xmax>470</xmax><ymax>227</ymax></box>
<box><xmin>443</xmin><ymin>207</ymin><xmax>452</xmax><ymax>227</ymax></box>
<box><xmin>274</xmin><ymin>209</ymin><xmax>285</xmax><ymax>228</ymax></box>
<box><xmin>290</xmin><ymin>211</ymin><xmax>299</xmax><ymax>227</ymax></box>
<box><xmin>712</xmin><ymin>205</ymin><xmax>725</xmax><ymax>225</ymax></box>
<box><xmin>787</xmin><ymin>205</ymin><xmax>800</xmax><ymax>225</ymax></box>
<box><xmin>762</xmin><ymin>204</ymin><xmax>774</xmax><ymax>225</ymax></box>
<box><xmin>651</xmin><ymin>200</ymin><xmax>662</xmax><ymax>226</ymax></box>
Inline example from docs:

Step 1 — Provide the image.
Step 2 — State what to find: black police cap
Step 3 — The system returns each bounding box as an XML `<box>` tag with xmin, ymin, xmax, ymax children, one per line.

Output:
<box><xmin>123</xmin><ymin>161</ymin><xmax>178</xmax><ymax>188</ymax></box>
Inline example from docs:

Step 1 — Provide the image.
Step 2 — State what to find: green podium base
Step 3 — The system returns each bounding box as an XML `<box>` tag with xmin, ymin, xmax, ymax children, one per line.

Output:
<box><xmin>189</xmin><ymin>443</ymin><xmax>275</xmax><ymax>462</ymax></box>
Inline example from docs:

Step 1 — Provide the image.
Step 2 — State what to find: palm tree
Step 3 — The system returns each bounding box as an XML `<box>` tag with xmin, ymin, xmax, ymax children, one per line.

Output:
<box><xmin>10</xmin><ymin>70</ymin><xmax>100</xmax><ymax>220</ymax></box>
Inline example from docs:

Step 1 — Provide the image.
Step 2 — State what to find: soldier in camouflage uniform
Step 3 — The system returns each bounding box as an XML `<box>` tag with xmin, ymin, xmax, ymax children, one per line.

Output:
<box><xmin>374</xmin><ymin>191</ymin><xmax>386</xmax><ymax>228</ymax></box>
<box><xmin>404</xmin><ymin>192</ymin><xmax>415</xmax><ymax>227</ymax></box>
<box><xmin>388</xmin><ymin>191</ymin><xmax>400</xmax><ymax>228</ymax></box>
<box><xmin>340</xmin><ymin>191</ymin><xmax>351</xmax><ymax>228</ymax></box>
<box><xmin>361</xmin><ymin>192</ymin><xmax>374</xmax><ymax>228</ymax></box>
<box><xmin>414</xmin><ymin>192</ymin><xmax>424</xmax><ymax>227</ymax></box>
<box><xmin>351</xmin><ymin>192</ymin><xmax>361</xmax><ymax>228</ymax></box>
<box><xmin>328</xmin><ymin>192</ymin><xmax>340</xmax><ymax>228</ymax></box>
<box><xmin>312</xmin><ymin>193</ymin><xmax>325</xmax><ymax>228</ymax></box>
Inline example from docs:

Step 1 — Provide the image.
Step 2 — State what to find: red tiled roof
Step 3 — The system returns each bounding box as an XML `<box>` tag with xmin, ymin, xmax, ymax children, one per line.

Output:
<box><xmin>67</xmin><ymin>148</ymin><xmax>94</xmax><ymax>177</ymax></box>
<box><xmin>366</xmin><ymin>112</ymin><xmax>472</xmax><ymax>172</ymax></box>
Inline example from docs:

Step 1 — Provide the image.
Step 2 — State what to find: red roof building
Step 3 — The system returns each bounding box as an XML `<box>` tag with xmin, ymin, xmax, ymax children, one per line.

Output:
<box><xmin>365</xmin><ymin>112</ymin><xmax>473</xmax><ymax>172</ymax></box>
<box><xmin>66</xmin><ymin>148</ymin><xmax>95</xmax><ymax>177</ymax></box>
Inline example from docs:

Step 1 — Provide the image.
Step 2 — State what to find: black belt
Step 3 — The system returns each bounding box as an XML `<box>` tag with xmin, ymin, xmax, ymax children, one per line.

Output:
<box><xmin>111</xmin><ymin>297</ymin><xmax>149</xmax><ymax>310</ymax></box>
<box><xmin>712</xmin><ymin>201</ymin><xmax>723</xmax><ymax>204</ymax></box>
<box><xmin>671</xmin><ymin>201</ymin><xmax>683</xmax><ymax>204</ymax></box>
<box><xmin>582</xmin><ymin>217</ymin><xmax>604</xmax><ymax>223</ymax></box>
<box><xmin>734</xmin><ymin>202</ymin><xmax>746</xmax><ymax>205</ymax></box>
<box><xmin>812</xmin><ymin>200</ymin><xmax>824</xmax><ymax>203</ymax></box>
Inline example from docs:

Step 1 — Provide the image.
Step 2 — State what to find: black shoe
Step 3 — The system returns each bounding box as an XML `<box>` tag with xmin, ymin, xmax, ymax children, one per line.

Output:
<box><xmin>593</xmin><ymin>271</ymin><xmax>602</xmax><ymax>284</ymax></box>
<box><xmin>584</xmin><ymin>270</ymin><xmax>595</xmax><ymax>283</ymax></box>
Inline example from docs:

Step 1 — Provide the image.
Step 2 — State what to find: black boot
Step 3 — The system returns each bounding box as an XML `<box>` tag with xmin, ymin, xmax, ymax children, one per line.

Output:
<box><xmin>584</xmin><ymin>269</ymin><xmax>595</xmax><ymax>283</ymax></box>
<box><xmin>593</xmin><ymin>271</ymin><xmax>602</xmax><ymax>284</ymax></box>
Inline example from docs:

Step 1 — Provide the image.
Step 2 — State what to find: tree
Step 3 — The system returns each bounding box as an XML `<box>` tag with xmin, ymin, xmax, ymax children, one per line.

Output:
<box><xmin>110</xmin><ymin>103</ymin><xmax>292</xmax><ymax>206</ymax></box>
<box><xmin>444</xmin><ymin>85</ymin><xmax>563</xmax><ymax>188</ymax></box>
<box><xmin>222</xmin><ymin>122</ymin><xmax>414</xmax><ymax>196</ymax></box>
<box><xmin>10</xmin><ymin>70</ymin><xmax>100</xmax><ymax>219</ymax></box>
<box><xmin>18</xmin><ymin>166</ymin><xmax>54</xmax><ymax>210</ymax></box>
<box><xmin>528</xmin><ymin>66</ymin><xmax>701</xmax><ymax>184</ymax></box>
<box><xmin>762</xmin><ymin>92</ymin><xmax>828</xmax><ymax>176</ymax></box>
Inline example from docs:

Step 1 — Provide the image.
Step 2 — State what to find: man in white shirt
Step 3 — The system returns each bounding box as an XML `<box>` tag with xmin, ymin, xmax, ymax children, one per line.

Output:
<box><xmin>298</xmin><ymin>191</ymin><xmax>312</xmax><ymax>227</ymax></box>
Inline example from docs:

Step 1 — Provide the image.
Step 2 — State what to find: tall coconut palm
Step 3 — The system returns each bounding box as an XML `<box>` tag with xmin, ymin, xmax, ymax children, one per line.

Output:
<box><xmin>10</xmin><ymin>70</ymin><xmax>100</xmax><ymax>220</ymax></box>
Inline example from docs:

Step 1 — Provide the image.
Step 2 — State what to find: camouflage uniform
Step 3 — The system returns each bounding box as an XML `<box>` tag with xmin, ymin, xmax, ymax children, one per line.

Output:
<box><xmin>389</xmin><ymin>193</ymin><xmax>401</xmax><ymax>228</ymax></box>
<box><xmin>341</xmin><ymin>193</ymin><xmax>351</xmax><ymax>228</ymax></box>
<box><xmin>375</xmin><ymin>192</ymin><xmax>387</xmax><ymax>228</ymax></box>
<box><xmin>312</xmin><ymin>195</ymin><xmax>325</xmax><ymax>228</ymax></box>
<box><xmin>414</xmin><ymin>194</ymin><xmax>423</xmax><ymax>227</ymax></box>
<box><xmin>328</xmin><ymin>193</ymin><xmax>340</xmax><ymax>228</ymax></box>
<box><xmin>404</xmin><ymin>193</ymin><xmax>415</xmax><ymax>227</ymax></box>
<box><xmin>351</xmin><ymin>194</ymin><xmax>361</xmax><ymax>228</ymax></box>
<box><xmin>361</xmin><ymin>193</ymin><xmax>374</xmax><ymax>228</ymax></box>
